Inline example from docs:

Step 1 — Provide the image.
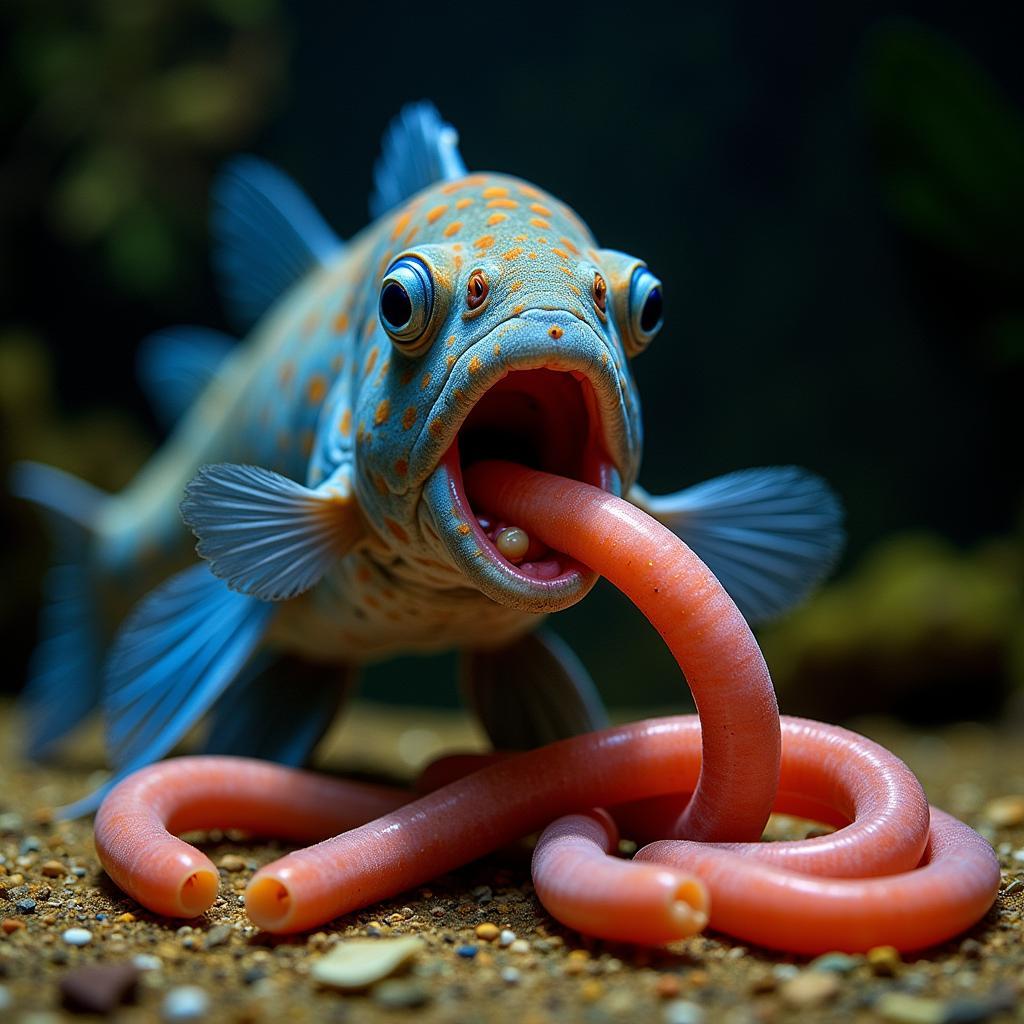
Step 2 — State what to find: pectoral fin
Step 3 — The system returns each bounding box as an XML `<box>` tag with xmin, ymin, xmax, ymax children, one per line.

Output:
<box><xmin>630</xmin><ymin>466</ymin><xmax>845</xmax><ymax>624</ymax></box>
<box><xmin>181</xmin><ymin>463</ymin><xmax>364</xmax><ymax>601</ymax></box>
<box><xmin>462</xmin><ymin>630</ymin><xmax>609</xmax><ymax>750</ymax></box>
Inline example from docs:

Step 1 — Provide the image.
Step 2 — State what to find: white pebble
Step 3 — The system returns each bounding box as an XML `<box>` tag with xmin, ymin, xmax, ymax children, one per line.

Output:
<box><xmin>509</xmin><ymin>939</ymin><xmax>531</xmax><ymax>954</ymax></box>
<box><xmin>0</xmin><ymin>986</ymin><xmax>11</xmax><ymax>1012</ymax></box>
<box><xmin>312</xmin><ymin>937</ymin><xmax>422</xmax><ymax>990</ymax></box>
<box><xmin>663</xmin><ymin>1000</ymin><xmax>706</xmax><ymax>1024</ymax></box>
<box><xmin>133</xmin><ymin>954</ymin><xmax>163</xmax><ymax>971</ymax></box>
<box><xmin>501</xmin><ymin>966</ymin><xmax>521</xmax><ymax>984</ymax></box>
<box><xmin>1012</xmin><ymin>848</ymin><xmax>1024</xmax><ymax>863</ymax></box>
<box><xmin>498</xmin><ymin>928</ymin><xmax>516</xmax><ymax>947</ymax></box>
<box><xmin>61</xmin><ymin>928</ymin><xmax>92</xmax><ymax>946</ymax></box>
<box><xmin>162</xmin><ymin>986</ymin><xmax>210</xmax><ymax>1021</ymax></box>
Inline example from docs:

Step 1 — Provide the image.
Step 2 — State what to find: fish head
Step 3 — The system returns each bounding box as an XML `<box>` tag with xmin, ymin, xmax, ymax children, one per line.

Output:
<box><xmin>351</xmin><ymin>174</ymin><xmax>664</xmax><ymax>612</ymax></box>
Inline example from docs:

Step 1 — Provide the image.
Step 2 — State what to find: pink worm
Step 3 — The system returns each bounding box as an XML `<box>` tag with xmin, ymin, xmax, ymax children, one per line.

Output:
<box><xmin>92</xmin><ymin>463</ymin><xmax>999</xmax><ymax>950</ymax></box>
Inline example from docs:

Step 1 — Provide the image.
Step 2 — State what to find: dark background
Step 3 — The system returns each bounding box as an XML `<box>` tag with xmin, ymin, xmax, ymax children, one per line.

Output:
<box><xmin>1</xmin><ymin>0</ymin><xmax>1021</xmax><ymax>723</ymax></box>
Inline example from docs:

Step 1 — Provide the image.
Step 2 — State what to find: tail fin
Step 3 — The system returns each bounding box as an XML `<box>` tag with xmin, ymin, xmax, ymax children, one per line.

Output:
<box><xmin>10</xmin><ymin>461</ymin><xmax>107</xmax><ymax>758</ymax></box>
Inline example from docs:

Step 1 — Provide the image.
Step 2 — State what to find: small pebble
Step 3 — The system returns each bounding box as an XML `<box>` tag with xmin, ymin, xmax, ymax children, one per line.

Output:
<box><xmin>868</xmin><ymin>945</ymin><xmax>902</xmax><ymax>976</ymax></box>
<box><xmin>217</xmin><ymin>855</ymin><xmax>246</xmax><ymax>873</ymax></box>
<box><xmin>984</xmin><ymin>795</ymin><xmax>1024</xmax><ymax>827</ymax></box>
<box><xmin>117</xmin><ymin>912</ymin><xmax>136</xmax><ymax>923</ymax></box>
<box><xmin>40</xmin><ymin>860</ymin><xmax>66</xmax><ymax>878</ymax></box>
<box><xmin>455</xmin><ymin>944</ymin><xmax>477</xmax><ymax>959</ymax></box>
<box><xmin>656</xmin><ymin>975</ymin><xmax>682</xmax><ymax>998</ymax></box>
<box><xmin>372</xmin><ymin>979</ymin><xmax>430</xmax><ymax>1009</ymax></box>
<box><xmin>501</xmin><ymin>967</ymin><xmax>521</xmax><ymax>985</ymax></box>
<box><xmin>133</xmin><ymin>954</ymin><xmax>162</xmax><ymax>972</ymax></box>
<box><xmin>2</xmin><ymin>918</ymin><xmax>25</xmax><ymax>934</ymax></box>
<box><xmin>809</xmin><ymin>951</ymin><xmax>860</xmax><ymax>974</ymax></box>
<box><xmin>475</xmin><ymin>922</ymin><xmax>500</xmax><ymax>941</ymax></box>
<box><xmin>162</xmin><ymin>985</ymin><xmax>210</xmax><ymax>1021</ymax></box>
<box><xmin>0</xmin><ymin>986</ymin><xmax>11</xmax><ymax>1012</ymax></box>
<box><xmin>0</xmin><ymin>813</ymin><xmax>23</xmax><ymax>832</ymax></box>
<box><xmin>662</xmin><ymin>999</ymin><xmax>706</xmax><ymax>1024</ymax></box>
<box><xmin>60</xmin><ymin>963</ymin><xmax>139</xmax><ymax>1014</ymax></box>
<box><xmin>71</xmin><ymin>867</ymin><xmax>87</xmax><ymax>878</ymax></box>
<box><xmin>498</xmin><ymin>928</ymin><xmax>516</xmax><ymax>947</ymax></box>
<box><xmin>15</xmin><ymin>898</ymin><xmax>36</xmax><ymax>914</ymax></box>
<box><xmin>312</xmin><ymin>936</ymin><xmax>422</xmax><ymax>990</ymax></box>
<box><xmin>509</xmin><ymin>939</ymin><xmax>530</xmax><ymax>954</ymax></box>
<box><xmin>204</xmin><ymin>924</ymin><xmax>233</xmax><ymax>949</ymax></box>
<box><xmin>780</xmin><ymin>970</ymin><xmax>841</xmax><ymax>1008</ymax></box>
<box><xmin>62</xmin><ymin>928</ymin><xmax>93</xmax><ymax>946</ymax></box>
<box><xmin>874</xmin><ymin>992</ymin><xmax>946</xmax><ymax>1024</ymax></box>
<box><xmin>19</xmin><ymin>837</ymin><xmax>42</xmax><ymax>855</ymax></box>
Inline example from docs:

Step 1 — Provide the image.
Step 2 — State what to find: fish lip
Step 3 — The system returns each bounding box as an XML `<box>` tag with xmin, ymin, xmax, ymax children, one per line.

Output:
<box><xmin>418</xmin><ymin>313</ymin><xmax>633</xmax><ymax>612</ymax></box>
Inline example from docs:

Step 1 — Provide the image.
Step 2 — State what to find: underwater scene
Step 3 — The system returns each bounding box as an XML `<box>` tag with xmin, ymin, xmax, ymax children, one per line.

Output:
<box><xmin>0</xmin><ymin>1</ymin><xmax>1021</xmax><ymax>1022</ymax></box>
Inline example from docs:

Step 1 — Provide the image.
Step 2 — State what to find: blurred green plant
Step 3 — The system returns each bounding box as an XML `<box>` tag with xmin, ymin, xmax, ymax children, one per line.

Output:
<box><xmin>863</xmin><ymin>18</ymin><xmax>1024</xmax><ymax>362</ymax></box>
<box><xmin>0</xmin><ymin>0</ymin><xmax>288</xmax><ymax>299</ymax></box>
<box><xmin>760</xmin><ymin>530</ymin><xmax>1024</xmax><ymax>723</ymax></box>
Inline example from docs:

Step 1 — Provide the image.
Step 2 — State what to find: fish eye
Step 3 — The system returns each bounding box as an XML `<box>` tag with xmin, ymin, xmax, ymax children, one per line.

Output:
<box><xmin>466</xmin><ymin>269</ymin><xmax>489</xmax><ymax>311</ymax></box>
<box><xmin>379</xmin><ymin>257</ymin><xmax>434</xmax><ymax>349</ymax></box>
<box><xmin>627</xmin><ymin>267</ymin><xmax>663</xmax><ymax>353</ymax></box>
<box><xmin>592</xmin><ymin>272</ymin><xmax>608</xmax><ymax>316</ymax></box>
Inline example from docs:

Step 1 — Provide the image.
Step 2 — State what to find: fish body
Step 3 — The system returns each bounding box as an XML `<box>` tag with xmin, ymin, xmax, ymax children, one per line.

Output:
<box><xmin>13</xmin><ymin>104</ymin><xmax>845</xmax><ymax>810</ymax></box>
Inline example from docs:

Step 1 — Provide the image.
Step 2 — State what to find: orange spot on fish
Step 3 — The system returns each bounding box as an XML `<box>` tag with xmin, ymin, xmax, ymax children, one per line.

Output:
<box><xmin>455</xmin><ymin>197</ymin><xmax>474</xmax><ymax>209</ymax></box>
<box><xmin>385</xmin><ymin>520</ymin><xmax>407</xmax><ymax>544</ymax></box>
<box><xmin>426</xmin><ymin>204</ymin><xmax>448</xmax><ymax>224</ymax></box>
<box><xmin>402</xmin><ymin>406</ymin><xmax>418</xmax><ymax>430</ymax></box>
<box><xmin>530</xmin><ymin>203</ymin><xmax>552</xmax><ymax>217</ymax></box>
<box><xmin>400</xmin><ymin>365</ymin><xmax>415</xmax><ymax>387</ymax></box>
<box><xmin>420</xmin><ymin>372</ymin><xmax>432</xmax><ymax>391</ymax></box>
<box><xmin>512</xmin><ymin>304</ymin><xmax>525</xmax><ymax>315</ymax></box>
<box><xmin>376</xmin><ymin>357</ymin><xmax>390</xmax><ymax>385</ymax></box>
<box><xmin>456</xmin><ymin>523</ymin><xmax>471</xmax><ymax>536</ymax></box>
<box><xmin>486</xmin><ymin>213</ymin><xmax>508</xmax><ymax>227</ymax></box>
<box><xmin>303</xmin><ymin>311</ymin><xmax>320</xmax><ymax>337</ymax></box>
<box><xmin>551</xmin><ymin>247</ymin><xmax>570</xmax><ymax>261</ymax></box>
<box><xmin>307</xmin><ymin>374</ymin><xmax>328</xmax><ymax>404</ymax></box>
<box><xmin>509</xmin><ymin>280</ymin><xmax>523</xmax><ymax>292</ymax></box>
<box><xmin>364</xmin><ymin>347</ymin><xmax>379</xmax><ymax>377</ymax></box>
<box><xmin>527</xmin><ymin>252</ymin><xmax>538</xmax><ymax>259</ymax></box>
<box><xmin>561</xmin><ymin>236</ymin><xmax>580</xmax><ymax>255</ymax></box>
<box><xmin>446</xmin><ymin>354</ymin><xmax>457</xmax><ymax>371</ymax></box>
<box><xmin>374</xmin><ymin>399</ymin><xmax>391</xmax><ymax>426</ymax></box>
<box><xmin>363</xmin><ymin>317</ymin><xmax>377</xmax><ymax>338</ymax></box>
<box><xmin>447</xmin><ymin>334</ymin><xmax>456</xmax><ymax>347</ymax></box>
<box><xmin>468</xmin><ymin>356</ymin><xmax>482</xmax><ymax>374</ymax></box>
<box><xmin>568</xmin><ymin>283</ymin><xmax>582</xmax><ymax>297</ymax></box>
<box><xmin>530</xmin><ymin>218</ymin><xmax>550</xmax><ymax>230</ymax></box>
<box><xmin>300</xmin><ymin>431</ymin><xmax>314</xmax><ymax>456</ymax></box>
<box><xmin>601</xmin><ymin>352</ymin><xmax>609</xmax><ymax>367</ymax></box>
<box><xmin>444</xmin><ymin>220</ymin><xmax>463</xmax><ymax>238</ymax></box>
<box><xmin>340</xmin><ymin>409</ymin><xmax>352</xmax><ymax>437</ymax></box>
<box><xmin>333</xmin><ymin>310</ymin><xmax>350</xmax><ymax>332</ymax></box>
<box><xmin>429</xmin><ymin>419</ymin><xmax>446</xmax><ymax>438</ymax></box>
<box><xmin>473</xmin><ymin>235</ymin><xmax>496</xmax><ymax>251</ymax></box>
<box><xmin>403</xmin><ymin>225</ymin><xmax>419</xmax><ymax>245</ymax></box>
<box><xmin>493</xmin><ymin>343</ymin><xmax>501</xmax><ymax>357</ymax></box>
<box><xmin>482</xmin><ymin>186</ymin><xmax>509</xmax><ymax>198</ymax></box>
<box><xmin>558</xmin><ymin>265</ymin><xmax>574</xmax><ymax>276</ymax></box>
<box><xmin>503</xmin><ymin>247</ymin><xmax>524</xmax><ymax>261</ymax></box>
<box><xmin>549</xmin><ymin>326</ymin><xmax>564</xmax><ymax>340</ymax></box>
<box><xmin>391</xmin><ymin>211</ymin><xmax>411</xmax><ymax>241</ymax></box>
<box><xmin>517</xmin><ymin>183</ymin><xmax>543</xmax><ymax>198</ymax></box>
<box><xmin>394</xmin><ymin>457</ymin><xmax>408</xmax><ymax>477</ymax></box>
<box><xmin>356</xmin><ymin>565</ymin><xmax>372</xmax><ymax>583</ymax></box>
<box><xmin>487</xmin><ymin>198</ymin><xmax>518</xmax><ymax>209</ymax></box>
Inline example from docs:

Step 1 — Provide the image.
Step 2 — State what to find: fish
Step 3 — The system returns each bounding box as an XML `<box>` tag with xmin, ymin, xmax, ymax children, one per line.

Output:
<box><xmin>12</xmin><ymin>102</ymin><xmax>844</xmax><ymax>811</ymax></box>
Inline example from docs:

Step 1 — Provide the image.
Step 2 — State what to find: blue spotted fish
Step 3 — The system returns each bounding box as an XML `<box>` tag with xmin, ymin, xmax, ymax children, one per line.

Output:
<box><xmin>13</xmin><ymin>103</ymin><xmax>844</xmax><ymax>810</ymax></box>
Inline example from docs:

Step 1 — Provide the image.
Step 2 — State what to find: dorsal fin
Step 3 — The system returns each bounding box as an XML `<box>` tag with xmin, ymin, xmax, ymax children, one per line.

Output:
<box><xmin>369</xmin><ymin>101</ymin><xmax>468</xmax><ymax>219</ymax></box>
<box><xmin>211</xmin><ymin>157</ymin><xmax>343</xmax><ymax>331</ymax></box>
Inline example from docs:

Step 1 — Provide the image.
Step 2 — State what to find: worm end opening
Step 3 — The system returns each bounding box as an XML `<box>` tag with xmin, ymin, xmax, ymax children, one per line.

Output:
<box><xmin>245</xmin><ymin>875</ymin><xmax>293</xmax><ymax>931</ymax></box>
<box><xmin>178</xmin><ymin>869</ymin><xmax>218</xmax><ymax>917</ymax></box>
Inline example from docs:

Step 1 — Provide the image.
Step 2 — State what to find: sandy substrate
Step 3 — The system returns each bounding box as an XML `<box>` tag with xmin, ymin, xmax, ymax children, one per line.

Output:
<box><xmin>0</xmin><ymin>699</ymin><xmax>1022</xmax><ymax>1023</ymax></box>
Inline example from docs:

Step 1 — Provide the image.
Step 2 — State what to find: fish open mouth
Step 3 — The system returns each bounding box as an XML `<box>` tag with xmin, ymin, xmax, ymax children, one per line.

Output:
<box><xmin>431</xmin><ymin>367</ymin><xmax>620</xmax><ymax>610</ymax></box>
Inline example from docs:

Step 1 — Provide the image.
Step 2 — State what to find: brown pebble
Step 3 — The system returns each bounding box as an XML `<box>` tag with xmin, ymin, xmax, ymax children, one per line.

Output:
<box><xmin>984</xmin><ymin>795</ymin><xmax>1024</xmax><ymax>828</ymax></box>
<box><xmin>581</xmin><ymin>980</ymin><xmax>604</xmax><ymax>1002</ymax></box>
<box><xmin>40</xmin><ymin>860</ymin><xmax>66</xmax><ymax>878</ymax></box>
<box><xmin>117</xmin><ymin>912</ymin><xmax>136</xmax><ymax>923</ymax></box>
<box><xmin>688</xmin><ymin>970</ymin><xmax>709</xmax><ymax>988</ymax></box>
<box><xmin>218</xmin><ymin>854</ymin><xmax>246</xmax><ymax>872</ymax></box>
<box><xmin>475</xmin><ymin>923</ymin><xmax>499</xmax><ymax>941</ymax></box>
<box><xmin>60</xmin><ymin>962</ymin><xmax>139</xmax><ymax>1013</ymax></box>
<box><xmin>32</xmin><ymin>807</ymin><xmax>55</xmax><ymax>825</ymax></box>
<box><xmin>656</xmin><ymin>974</ymin><xmax>682</xmax><ymax>998</ymax></box>
<box><xmin>867</xmin><ymin>945</ymin><xmax>901</xmax><ymax>976</ymax></box>
<box><xmin>780</xmin><ymin>971</ymin><xmax>840</xmax><ymax>1008</ymax></box>
<box><xmin>2</xmin><ymin>918</ymin><xmax>25</xmax><ymax>933</ymax></box>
